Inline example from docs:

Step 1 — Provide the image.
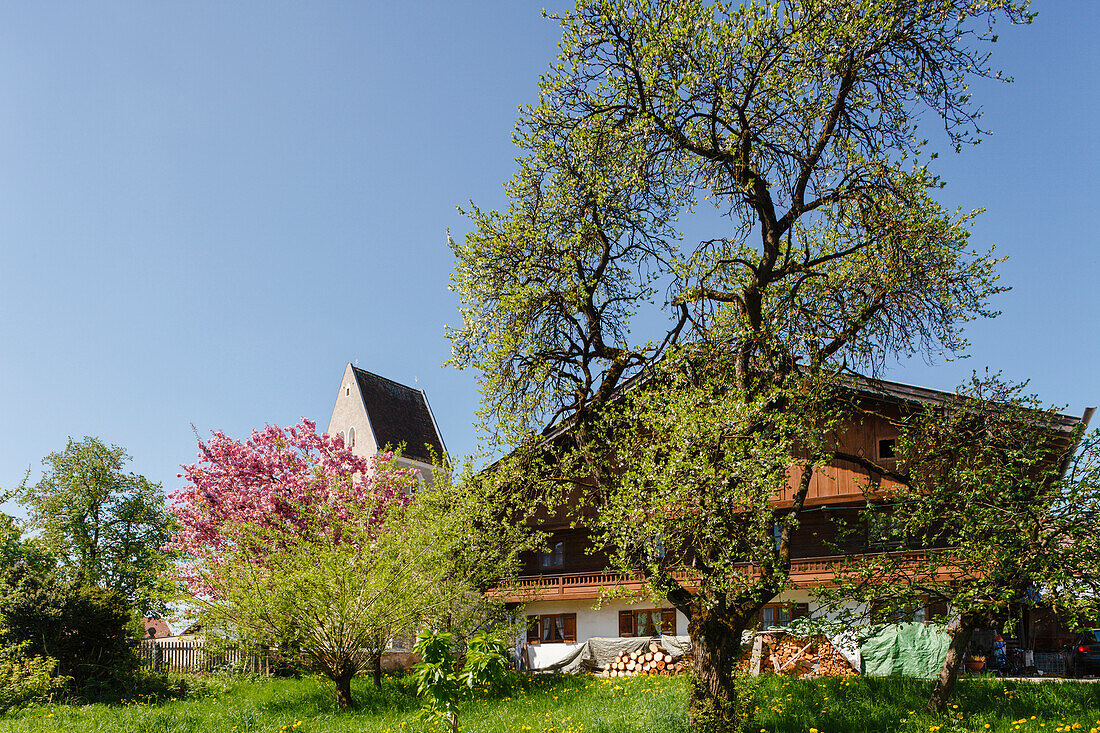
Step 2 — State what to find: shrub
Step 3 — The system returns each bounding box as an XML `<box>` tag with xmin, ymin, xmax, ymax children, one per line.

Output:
<box><xmin>0</xmin><ymin>643</ymin><xmax>68</xmax><ymax>714</ymax></box>
<box><xmin>0</xmin><ymin>565</ymin><xmax>138</xmax><ymax>699</ymax></box>
<box><xmin>413</xmin><ymin>630</ymin><xmax>512</xmax><ymax>733</ymax></box>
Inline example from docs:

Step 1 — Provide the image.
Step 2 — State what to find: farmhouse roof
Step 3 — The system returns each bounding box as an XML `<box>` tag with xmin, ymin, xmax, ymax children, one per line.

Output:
<box><xmin>537</xmin><ymin>369</ymin><xmax>1089</xmax><ymax>444</ymax></box>
<box><xmin>352</xmin><ymin>366</ymin><xmax>445</xmax><ymax>464</ymax></box>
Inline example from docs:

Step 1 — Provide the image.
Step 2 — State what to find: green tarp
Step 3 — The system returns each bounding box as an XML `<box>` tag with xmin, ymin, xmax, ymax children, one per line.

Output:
<box><xmin>860</xmin><ymin>622</ymin><xmax>951</xmax><ymax>679</ymax></box>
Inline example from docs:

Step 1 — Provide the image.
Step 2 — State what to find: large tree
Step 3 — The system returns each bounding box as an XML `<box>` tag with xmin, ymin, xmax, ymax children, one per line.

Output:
<box><xmin>17</xmin><ymin>437</ymin><xmax>175</xmax><ymax>617</ymax></box>
<box><xmin>449</xmin><ymin>1</ymin><xmax>1030</xmax><ymax>728</ymax></box>
<box><xmin>0</xmin><ymin>511</ymin><xmax>53</xmax><ymax>578</ymax></box>
<box><xmin>821</xmin><ymin>375</ymin><xmax>1100</xmax><ymax>711</ymax></box>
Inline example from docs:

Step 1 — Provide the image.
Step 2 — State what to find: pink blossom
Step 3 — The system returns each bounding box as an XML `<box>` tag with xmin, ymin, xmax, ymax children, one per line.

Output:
<box><xmin>165</xmin><ymin>419</ymin><xmax>415</xmax><ymax>595</ymax></box>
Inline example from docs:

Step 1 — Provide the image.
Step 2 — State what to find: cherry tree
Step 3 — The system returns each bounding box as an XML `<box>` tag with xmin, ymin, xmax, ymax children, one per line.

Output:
<box><xmin>167</xmin><ymin>420</ymin><xmax>437</xmax><ymax>708</ymax></box>
<box><xmin>168</xmin><ymin>420</ymin><xmax>410</xmax><ymax>590</ymax></box>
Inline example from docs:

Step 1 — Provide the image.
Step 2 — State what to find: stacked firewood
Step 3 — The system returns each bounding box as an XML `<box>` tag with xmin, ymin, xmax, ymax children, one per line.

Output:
<box><xmin>742</xmin><ymin>634</ymin><xmax>856</xmax><ymax>678</ymax></box>
<box><xmin>602</xmin><ymin>642</ymin><xmax>690</xmax><ymax>677</ymax></box>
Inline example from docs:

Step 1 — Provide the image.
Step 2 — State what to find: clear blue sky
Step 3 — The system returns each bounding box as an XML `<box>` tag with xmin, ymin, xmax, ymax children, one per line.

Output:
<box><xmin>1</xmin><ymin>2</ymin><xmax>1097</xmax><ymax>510</ymax></box>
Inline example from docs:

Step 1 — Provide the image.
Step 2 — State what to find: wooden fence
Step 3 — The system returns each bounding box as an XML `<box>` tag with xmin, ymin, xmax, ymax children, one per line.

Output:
<box><xmin>137</xmin><ymin>640</ymin><xmax>271</xmax><ymax>675</ymax></box>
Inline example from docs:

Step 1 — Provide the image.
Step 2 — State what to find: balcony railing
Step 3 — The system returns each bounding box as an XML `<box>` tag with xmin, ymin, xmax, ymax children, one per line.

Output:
<box><xmin>492</xmin><ymin>551</ymin><xmax>941</xmax><ymax>602</ymax></box>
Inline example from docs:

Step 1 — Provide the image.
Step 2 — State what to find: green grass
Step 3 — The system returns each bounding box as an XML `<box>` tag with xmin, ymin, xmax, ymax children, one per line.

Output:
<box><xmin>753</xmin><ymin>675</ymin><xmax>1100</xmax><ymax>733</ymax></box>
<box><xmin>1</xmin><ymin>673</ymin><xmax>1099</xmax><ymax>733</ymax></box>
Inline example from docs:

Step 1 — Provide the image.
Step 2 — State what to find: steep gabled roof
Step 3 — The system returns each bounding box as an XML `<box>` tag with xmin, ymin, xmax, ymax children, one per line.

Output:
<box><xmin>352</xmin><ymin>366</ymin><xmax>445</xmax><ymax>464</ymax></box>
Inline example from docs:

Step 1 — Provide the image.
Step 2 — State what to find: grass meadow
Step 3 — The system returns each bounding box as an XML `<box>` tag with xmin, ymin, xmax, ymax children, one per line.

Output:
<box><xmin>1</xmin><ymin>673</ymin><xmax>1099</xmax><ymax>733</ymax></box>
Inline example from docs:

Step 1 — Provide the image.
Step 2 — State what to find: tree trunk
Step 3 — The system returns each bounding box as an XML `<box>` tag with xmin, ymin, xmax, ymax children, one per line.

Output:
<box><xmin>371</xmin><ymin>647</ymin><xmax>383</xmax><ymax>688</ymax></box>
<box><xmin>926</xmin><ymin>613</ymin><xmax>978</xmax><ymax>713</ymax></box>
<box><xmin>687</xmin><ymin>604</ymin><xmax>750</xmax><ymax>733</ymax></box>
<box><xmin>332</xmin><ymin>667</ymin><xmax>356</xmax><ymax>710</ymax></box>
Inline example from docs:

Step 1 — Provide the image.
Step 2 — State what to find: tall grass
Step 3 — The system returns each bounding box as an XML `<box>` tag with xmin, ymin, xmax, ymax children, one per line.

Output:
<box><xmin>1</xmin><ymin>672</ymin><xmax>1098</xmax><ymax>733</ymax></box>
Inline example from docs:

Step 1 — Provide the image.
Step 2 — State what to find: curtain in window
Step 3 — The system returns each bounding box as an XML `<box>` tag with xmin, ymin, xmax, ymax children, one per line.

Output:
<box><xmin>636</xmin><ymin>611</ymin><xmax>661</xmax><ymax>636</ymax></box>
<box><xmin>541</xmin><ymin>615</ymin><xmax>566</xmax><ymax>642</ymax></box>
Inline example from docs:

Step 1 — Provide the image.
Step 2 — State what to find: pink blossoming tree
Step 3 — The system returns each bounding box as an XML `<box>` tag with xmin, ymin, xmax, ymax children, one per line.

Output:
<box><xmin>167</xmin><ymin>420</ymin><xmax>459</xmax><ymax>708</ymax></box>
<box><xmin>168</xmin><ymin>420</ymin><xmax>412</xmax><ymax>593</ymax></box>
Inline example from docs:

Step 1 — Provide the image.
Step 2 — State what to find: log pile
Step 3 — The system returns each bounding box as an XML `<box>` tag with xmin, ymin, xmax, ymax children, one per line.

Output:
<box><xmin>601</xmin><ymin>642</ymin><xmax>690</xmax><ymax>677</ymax></box>
<box><xmin>740</xmin><ymin>634</ymin><xmax>856</xmax><ymax>678</ymax></box>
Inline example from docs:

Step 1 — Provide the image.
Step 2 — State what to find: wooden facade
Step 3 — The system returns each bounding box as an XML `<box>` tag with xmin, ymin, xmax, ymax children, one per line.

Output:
<box><xmin>495</xmin><ymin>377</ymin><xmax>1086</xmax><ymax>650</ymax></box>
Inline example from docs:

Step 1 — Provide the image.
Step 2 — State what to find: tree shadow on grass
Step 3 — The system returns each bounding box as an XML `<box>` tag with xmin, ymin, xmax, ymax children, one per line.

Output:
<box><xmin>753</xmin><ymin>675</ymin><xmax>1100</xmax><ymax>733</ymax></box>
<box><xmin>245</xmin><ymin>675</ymin><xmax>419</xmax><ymax>717</ymax></box>
<box><xmin>952</xmin><ymin>677</ymin><xmax>1100</xmax><ymax>719</ymax></box>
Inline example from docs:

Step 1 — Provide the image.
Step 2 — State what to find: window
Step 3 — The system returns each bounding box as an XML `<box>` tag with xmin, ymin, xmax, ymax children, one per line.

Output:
<box><xmin>346</xmin><ymin>386</ymin><xmax>350</xmax><ymax>396</ymax></box>
<box><xmin>526</xmin><ymin>613</ymin><xmax>576</xmax><ymax>644</ymax></box>
<box><xmin>635</xmin><ymin>610</ymin><xmax>663</xmax><ymax>636</ymax></box>
<box><xmin>339</xmin><ymin>431</ymin><xmax>346</xmax><ymax>444</ymax></box>
<box><xmin>878</xmin><ymin>438</ymin><xmax>897</xmax><ymax>459</ymax></box>
<box><xmin>754</xmin><ymin>603</ymin><xmax>809</xmax><ymax>629</ymax></box>
<box><xmin>868</xmin><ymin>510</ymin><xmax>904</xmax><ymax>550</ymax></box>
<box><xmin>772</xmin><ymin>523</ymin><xmax>782</xmax><ymax>553</ymax></box>
<box><xmin>873</xmin><ymin>600</ymin><xmax>928</xmax><ymax>624</ymax></box>
<box><xmin>539</xmin><ymin>541</ymin><xmax>564</xmax><ymax>570</ymax></box>
<box><xmin>388</xmin><ymin>633</ymin><xmax>417</xmax><ymax>651</ymax></box>
<box><xmin>762</xmin><ymin>605</ymin><xmax>791</xmax><ymax>629</ymax></box>
<box><xmin>348</xmin><ymin>427</ymin><xmax>355</xmax><ymax>448</ymax></box>
<box><xmin>618</xmin><ymin>608</ymin><xmax>676</xmax><ymax>637</ymax></box>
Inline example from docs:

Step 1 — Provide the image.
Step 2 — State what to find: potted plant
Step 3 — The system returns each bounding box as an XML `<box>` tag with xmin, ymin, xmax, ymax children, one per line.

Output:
<box><xmin>964</xmin><ymin>652</ymin><xmax>987</xmax><ymax>672</ymax></box>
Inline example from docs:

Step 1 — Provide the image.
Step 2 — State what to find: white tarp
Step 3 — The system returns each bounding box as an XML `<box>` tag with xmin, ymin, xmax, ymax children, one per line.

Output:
<box><xmin>525</xmin><ymin>635</ymin><xmax>693</xmax><ymax>673</ymax></box>
<box><xmin>523</xmin><ymin>631</ymin><xmax>859</xmax><ymax>675</ymax></box>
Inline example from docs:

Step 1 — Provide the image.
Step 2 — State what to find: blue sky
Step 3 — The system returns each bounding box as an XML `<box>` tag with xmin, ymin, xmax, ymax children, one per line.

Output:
<box><xmin>1</xmin><ymin>2</ymin><xmax>1097</xmax><ymax>510</ymax></box>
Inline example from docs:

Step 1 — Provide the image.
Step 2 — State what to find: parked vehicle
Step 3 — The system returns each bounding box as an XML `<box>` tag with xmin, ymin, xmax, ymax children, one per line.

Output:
<box><xmin>1066</xmin><ymin>630</ymin><xmax>1100</xmax><ymax>677</ymax></box>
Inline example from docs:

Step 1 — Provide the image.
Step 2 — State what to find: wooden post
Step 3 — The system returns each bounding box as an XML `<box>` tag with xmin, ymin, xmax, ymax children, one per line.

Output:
<box><xmin>749</xmin><ymin>634</ymin><xmax>763</xmax><ymax>676</ymax></box>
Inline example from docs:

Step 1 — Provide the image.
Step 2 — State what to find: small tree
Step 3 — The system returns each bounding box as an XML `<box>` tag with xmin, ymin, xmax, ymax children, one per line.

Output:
<box><xmin>822</xmin><ymin>374</ymin><xmax>1100</xmax><ymax>711</ymax></box>
<box><xmin>17</xmin><ymin>437</ymin><xmax>176</xmax><ymax>617</ymax></box>
<box><xmin>412</xmin><ymin>630</ymin><xmax>511</xmax><ymax>733</ymax></box>
<box><xmin>169</xmin><ymin>420</ymin><xmax>511</xmax><ymax>709</ymax></box>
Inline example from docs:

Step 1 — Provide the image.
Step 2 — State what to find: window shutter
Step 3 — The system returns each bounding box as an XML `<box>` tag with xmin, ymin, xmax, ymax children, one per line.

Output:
<box><xmin>793</xmin><ymin>603</ymin><xmax>810</xmax><ymax>620</ymax></box>
<box><xmin>618</xmin><ymin>610</ymin><xmax>634</xmax><ymax>637</ymax></box>
<box><xmin>526</xmin><ymin>615</ymin><xmax>540</xmax><ymax>644</ymax></box>
<box><xmin>928</xmin><ymin>600</ymin><xmax>948</xmax><ymax>622</ymax></box>
<box><xmin>660</xmin><ymin>608</ymin><xmax>676</xmax><ymax>635</ymax></box>
<box><xmin>563</xmin><ymin>614</ymin><xmax>577</xmax><ymax>643</ymax></box>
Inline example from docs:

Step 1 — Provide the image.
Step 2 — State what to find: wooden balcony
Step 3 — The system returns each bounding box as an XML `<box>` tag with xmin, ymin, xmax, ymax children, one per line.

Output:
<box><xmin>492</xmin><ymin>551</ymin><xmax>946</xmax><ymax>603</ymax></box>
<box><xmin>493</xmin><ymin>569</ymin><xmax>695</xmax><ymax>603</ymax></box>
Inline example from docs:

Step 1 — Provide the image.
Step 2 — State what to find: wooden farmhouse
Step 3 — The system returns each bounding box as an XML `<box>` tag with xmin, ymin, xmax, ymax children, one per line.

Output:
<box><xmin>492</xmin><ymin>375</ymin><xmax>1090</xmax><ymax>661</ymax></box>
<box><xmin>318</xmin><ymin>365</ymin><xmax>1090</xmax><ymax>669</ymax></box>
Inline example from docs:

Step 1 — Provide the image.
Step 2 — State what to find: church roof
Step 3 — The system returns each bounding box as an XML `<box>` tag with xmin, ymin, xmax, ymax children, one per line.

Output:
<box><xmin>352</xmin><ymin>366</ymin><xmax>445</xmax><ymax>464</ymax></box>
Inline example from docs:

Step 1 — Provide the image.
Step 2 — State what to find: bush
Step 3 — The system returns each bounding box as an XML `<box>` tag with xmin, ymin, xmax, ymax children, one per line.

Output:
<box><xmin>0</xmin><ymin>565</ymin><xmax>138</xmax><ymax>699</ymax></box>
<box><xmin>413</xmin><ymin>630</ymin><xmax>513</xmax><ymax>733</ymax></box>
<box><xmin>0</xmin><ymin>643</ymin><xmax>68</xmax><ymax>714</ymax></box>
